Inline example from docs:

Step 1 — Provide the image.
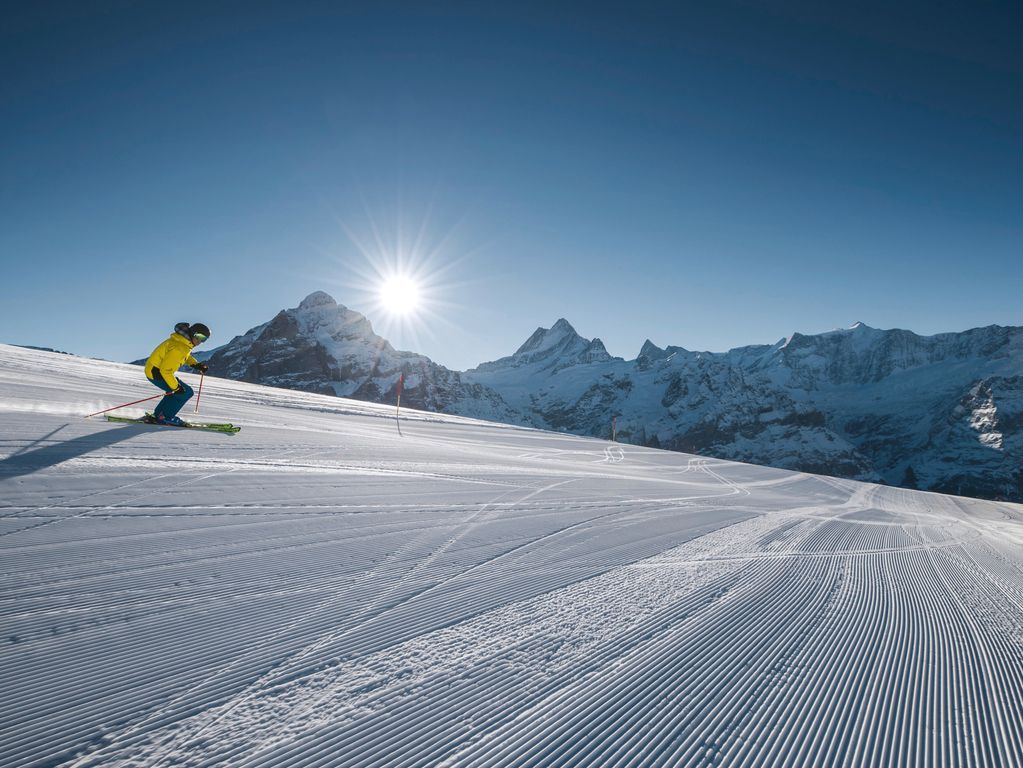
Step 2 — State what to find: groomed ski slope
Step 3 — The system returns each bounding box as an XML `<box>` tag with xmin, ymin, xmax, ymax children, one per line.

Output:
<box><xmin>2</xmin><ymin>343</ymin><xmax>1023</xmax><ymax>768</ymax></box>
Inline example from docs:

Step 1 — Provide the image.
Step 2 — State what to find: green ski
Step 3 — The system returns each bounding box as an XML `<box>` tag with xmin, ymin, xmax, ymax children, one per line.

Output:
<box><xmin>105</xmin><ymin>414</ymin><xmax>240</xmax><ymax>434</ymax></box>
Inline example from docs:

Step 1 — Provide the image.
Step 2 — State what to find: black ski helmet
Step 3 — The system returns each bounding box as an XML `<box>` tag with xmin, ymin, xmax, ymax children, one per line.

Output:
<box><xmin>189</xmin><ymin>323</ymin><xmax>211</xmax><ymax>341</ymax></box>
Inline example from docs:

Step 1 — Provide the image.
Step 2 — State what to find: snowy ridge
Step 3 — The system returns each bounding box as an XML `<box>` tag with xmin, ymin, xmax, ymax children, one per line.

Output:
<box><xmin>2</xmin><ymin>344</ymin><xmax>1023</xmax><ymax>767</ymax></box>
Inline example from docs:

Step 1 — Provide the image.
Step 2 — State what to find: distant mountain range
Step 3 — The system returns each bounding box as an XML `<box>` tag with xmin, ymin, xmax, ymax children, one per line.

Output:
<box><xmin>204</xmin><ymin>292</ymin><xmax>1023</xmax><ymax>502</ymax></box>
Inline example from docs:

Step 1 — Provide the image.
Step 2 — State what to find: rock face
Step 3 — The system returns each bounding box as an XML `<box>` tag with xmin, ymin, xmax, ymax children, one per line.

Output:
<box><xmin>206</xmin><ymin>292</ymin><xmax>515</xmax><ymax>421</ymax></box>
<box><xmin>205</xmin><ymin>293</ymin><xmax>1023</xmax><ymax>502</ymax></box>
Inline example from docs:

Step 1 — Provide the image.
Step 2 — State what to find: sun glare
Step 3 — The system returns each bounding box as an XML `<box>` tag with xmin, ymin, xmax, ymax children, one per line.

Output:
<box><xmin>325</xmin><ymin>204</ymin><xmax>474</xmax><ymax>350</ymax></box>
<box><xmin>379</xmin><ymin>276</ymin><xmax>419</xmax><ymax>315</ymax></box>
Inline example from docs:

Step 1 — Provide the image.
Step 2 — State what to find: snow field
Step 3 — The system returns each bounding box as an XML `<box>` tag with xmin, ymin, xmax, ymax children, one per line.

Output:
<box><xmin>1</xmin><ymin>344</ymin><xmax>1023</xmax><ymax>767</ymax></box>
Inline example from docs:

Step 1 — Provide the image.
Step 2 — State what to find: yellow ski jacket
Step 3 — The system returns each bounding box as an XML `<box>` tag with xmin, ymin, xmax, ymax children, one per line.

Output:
<box><xmin>145</xmin><ymin>333</ymin><xmax>198</xmax><ymax>389</ymax></box>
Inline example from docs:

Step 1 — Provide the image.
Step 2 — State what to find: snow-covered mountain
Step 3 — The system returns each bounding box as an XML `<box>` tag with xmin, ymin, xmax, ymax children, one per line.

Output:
<box><xmin>203</xmin><ymin>292</ymin><xmax>1023</xmax><ymax>502</ymax></box>
<box><xmin>475</xmin><ymin>317</ymin><xmax>618</xmax><ymax>375</ymax></box>
<box><xmin>206</xmin><ymin>292</ymin><xmax>515</xmax><ymax>422</ymax></box>
<box><xmin>467</xmin><ymin>320</ymin><xmax>1023</xmax><ymax>501</ymax></box>
<box><xmin>467</xmin><ymin>318</ymin><xmax>620</xmax><ymax>412</ymax></box>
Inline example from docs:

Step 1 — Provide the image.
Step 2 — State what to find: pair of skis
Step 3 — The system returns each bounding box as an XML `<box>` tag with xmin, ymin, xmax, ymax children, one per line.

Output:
<box><xmin>105</xmin><ymin>414</ymin><xmax>240</xmax><ymax>434</ymax></box>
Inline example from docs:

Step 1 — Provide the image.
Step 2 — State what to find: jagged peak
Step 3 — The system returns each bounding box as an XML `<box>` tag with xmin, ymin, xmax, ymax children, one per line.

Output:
<box><xmin>551</xmin><ymin>318</ymin><xmax>577</xmax><ymax>335</ymax></box>
<box><xmin>298</xmin><ymin>291</ymin><xmax>338</xmax><ymax>311</ymax></box>
<box><xmin>639</xmin><ymin>339</ymin><xmax>662</xmax><ymax>356</ymax></box>
<box><xmin>781</xmin><ymin>332</ymin><xmax>805</xmax><ymax>349</ymax></box>
<box><xmin>287</xmin><ymin>292</ymin><xmax>377</xmax><ymax>341</ymax></box>
<box><xmin>515</xmin><ymin>319</ymin><xmax>583</xmax><ymax>356</ymax></box>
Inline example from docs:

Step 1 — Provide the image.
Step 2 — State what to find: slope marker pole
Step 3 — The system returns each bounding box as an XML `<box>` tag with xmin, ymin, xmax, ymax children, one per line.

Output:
<box><xmin>395</xmin><ymin>373</ymin><xmax>404</xmax><ymax>436</ymax></box>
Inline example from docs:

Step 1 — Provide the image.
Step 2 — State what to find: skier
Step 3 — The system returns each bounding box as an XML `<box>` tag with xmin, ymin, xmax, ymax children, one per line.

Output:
<box><xmin>143</xmin><ymin>322</ymin><xmax>211</xmax><ymax>426</ymax></box>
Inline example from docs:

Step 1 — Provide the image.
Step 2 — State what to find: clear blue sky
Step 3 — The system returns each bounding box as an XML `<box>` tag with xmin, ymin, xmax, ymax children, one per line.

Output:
<box><xmin>2</xmin><ymin>1</ymin><xmax>1021</xmax><ymax>370</ymax></box>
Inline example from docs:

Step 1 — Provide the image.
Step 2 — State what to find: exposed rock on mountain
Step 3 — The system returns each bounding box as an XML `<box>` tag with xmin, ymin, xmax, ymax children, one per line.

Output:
<box><xmin>206</xmin><ymin>292</ymin><xmax>515</xmax><ymax>421</ymax></box>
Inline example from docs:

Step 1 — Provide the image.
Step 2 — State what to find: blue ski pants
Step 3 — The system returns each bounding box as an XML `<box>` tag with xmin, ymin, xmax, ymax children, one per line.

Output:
<box><xmin>148</xmin><ymin>369</ymin><xmax>193</xmax><ymax>419</ymax></box>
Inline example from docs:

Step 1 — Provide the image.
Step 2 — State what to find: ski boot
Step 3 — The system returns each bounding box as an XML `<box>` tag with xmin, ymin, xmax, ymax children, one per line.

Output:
<box><xmin>146</xmin><ymin>413</ymin><xmax>186</xmax><ymax>427</ymax></box>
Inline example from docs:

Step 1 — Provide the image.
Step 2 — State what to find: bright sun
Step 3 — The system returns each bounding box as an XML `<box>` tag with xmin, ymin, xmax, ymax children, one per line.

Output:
<box><xmin>379</xmin><ymin>276</ymin><xmax>419</xmax><ymax>314</ymax></box>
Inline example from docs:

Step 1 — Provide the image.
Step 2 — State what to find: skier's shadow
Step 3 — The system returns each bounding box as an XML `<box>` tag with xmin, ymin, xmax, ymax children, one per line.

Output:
<box><xmin>0</xmin><ymin>423</ymin><xmax>143</xmax><ymax>481</ymax></box>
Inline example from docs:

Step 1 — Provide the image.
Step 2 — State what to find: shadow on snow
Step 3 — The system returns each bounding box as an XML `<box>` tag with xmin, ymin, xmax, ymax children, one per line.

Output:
<box><xmin>0</xmin><ymin>423</ymin><xmax>145</xmax><ymax>481</ymax></box>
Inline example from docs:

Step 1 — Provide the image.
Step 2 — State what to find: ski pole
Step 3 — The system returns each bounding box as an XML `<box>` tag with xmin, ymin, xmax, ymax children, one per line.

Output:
<box><xmin>194</xmin><ymin>373</ymin><xmax>205</xmax><ymax>414</ymax></box>
<box><xmin>85</xmin><ymin>392</ymin><xmax>170</xmax><ymax>419</ymax></box>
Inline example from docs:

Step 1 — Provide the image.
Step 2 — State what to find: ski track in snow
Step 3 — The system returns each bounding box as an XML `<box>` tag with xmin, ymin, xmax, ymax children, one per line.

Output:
<box><xmin>2</xmin><ymin>345</ymin><xmax>1023</xmax><ymax>767</ymax></box>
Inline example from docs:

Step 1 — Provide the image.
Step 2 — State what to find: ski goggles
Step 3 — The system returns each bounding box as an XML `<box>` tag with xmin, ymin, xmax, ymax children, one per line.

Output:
<box><xmin>192</xmin><ymin>332</ymin><xmax>209</xmax><ymax>344</ymax></box>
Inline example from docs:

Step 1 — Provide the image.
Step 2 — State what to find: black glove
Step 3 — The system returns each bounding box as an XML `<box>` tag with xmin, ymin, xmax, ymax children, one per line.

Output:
<box><xmin>192</xmin><ymin>362</ymin><xmax>209</xmax><ymax>374</ymax></box>
<box><xmin>172</xmin><ymin>384</ymin><xmax>186</xmax><ymax>395</ymax></box>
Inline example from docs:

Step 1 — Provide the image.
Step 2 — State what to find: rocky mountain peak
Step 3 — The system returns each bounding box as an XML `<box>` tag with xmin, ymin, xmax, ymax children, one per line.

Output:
<box><xmin>472</xmin><ymin>318</ymin><xmax>619</xmax><ymax>376</ymax></box>
<box><xmin>581</xmin><ymin>338</ymin><xmax>613</xmax><ymax>366</ymax></box>
<box><xmin>515</xmin><ymin>319</ymin><xmax>581</xmax><ymax>356</ymax></box>
<box><xmin>206</xmin><ymin>292</ymin><xmax>516</xmax><ymax>421</ymax></box>
<box><xmin>638</xmin><ymin>340</ymin><xmax>666</xmax><ymax>359</ymax></box>
<box><xmin>298</xmin><ymin>291</ymin><xmax>338</xmax><ymax>311</ymax></box>
<box><xmin>551</xmin><ymin>318</ymin><xmax>576</xmax><ymax>334</ymax></box>
<box><xmin>289</xmin><ymin>292</ymin><xmax>376</xmax><ymax>342</ymax></box>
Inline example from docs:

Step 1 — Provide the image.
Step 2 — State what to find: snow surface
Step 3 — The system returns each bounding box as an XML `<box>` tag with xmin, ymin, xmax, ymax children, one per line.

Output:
<box><xmin>3</xmin><ymin>343</ymin><xmax>1023</xmax><ymax>767</ymax></box>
